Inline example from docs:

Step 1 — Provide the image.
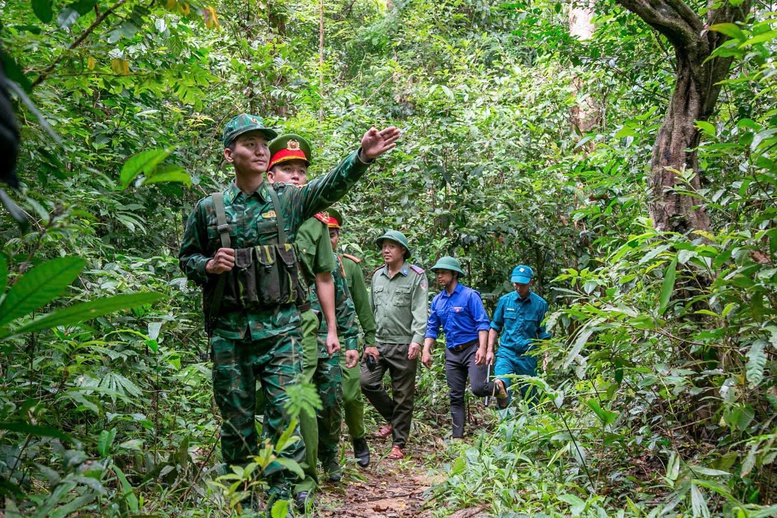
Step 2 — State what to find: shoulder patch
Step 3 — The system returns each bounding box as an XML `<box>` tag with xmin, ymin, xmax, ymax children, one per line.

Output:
<box><xmin>409</xmin><ymin>264</ymin><xmax>425</xmax><ymax>275</ymax></box>
<box><xmin>261</xmin><ymin>210</ymin><xmax>276</xmax><ymax>219</ymax></box>
<box><xmin>314</xmin><ymin>212</ymin><xmax>329</xmax><ymax>224</ymax></box>
<box><xmin>342</xmin><ymin>253</ymin><xmax>361</xmax><ymax>264</ymax></box>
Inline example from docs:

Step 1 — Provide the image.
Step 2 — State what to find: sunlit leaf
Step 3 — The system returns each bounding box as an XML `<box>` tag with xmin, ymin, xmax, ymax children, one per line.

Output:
<box><xmin>0</xmin><ymin>256</ymin><xmax>86</xmax><ymax>328</ymax></box>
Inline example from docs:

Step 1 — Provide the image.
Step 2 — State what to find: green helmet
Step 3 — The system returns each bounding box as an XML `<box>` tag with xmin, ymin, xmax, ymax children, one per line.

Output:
<box><xmin>222</xmin><ymin>113</ymin><xmax>278</xmax><ymax>147</ymax></box>
<box><xmin>431</xmin><ymin>256</ymin><xmax>466</xmax><ymax>277</ymax></box>
<box><xmin>375</xmin><ymin>230</ymin><xmax>411</xmax><ymax>259</ymax></box>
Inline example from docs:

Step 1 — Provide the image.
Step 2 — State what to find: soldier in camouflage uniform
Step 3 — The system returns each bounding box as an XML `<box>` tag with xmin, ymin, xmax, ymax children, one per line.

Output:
<box><xmin>266</xmin><ymin>134</ymin><xmax>338</xmax><ymax>504</ymax></box>
<box><xmin>327</xmin><ymin>208</ymin><xmax>376</xmax><ymax>468</ymax></box>
<box><xmin>179</xmin><ymin>114</ymin><xmax>399</xmax><ymax>506</ymax></box>
<box><xmin>308</xmin><ymin>252</ymin><xmax>359</xmax><ymax>482</ymax></box>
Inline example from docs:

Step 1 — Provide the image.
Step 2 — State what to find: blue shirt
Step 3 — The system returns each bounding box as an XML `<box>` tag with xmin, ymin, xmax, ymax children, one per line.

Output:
<box><xmin>425</xmin><ymin>283</ymin><xmax>491</xmax><ymax>348</ymax></box>
<box><xmin>490</xmin><ymin>291</ymin><xmax>551</xmax><ymax>354</ymax></box>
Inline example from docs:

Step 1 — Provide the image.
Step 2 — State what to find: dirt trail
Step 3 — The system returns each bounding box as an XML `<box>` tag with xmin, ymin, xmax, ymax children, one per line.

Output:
<box><xmin>315</xmin><ymin>441</ymin><xmax>441</xmax><ymax>517</ymax></box>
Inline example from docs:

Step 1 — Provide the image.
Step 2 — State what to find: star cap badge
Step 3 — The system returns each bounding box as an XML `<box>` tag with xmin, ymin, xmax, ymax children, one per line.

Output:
<box><xmin>287</xmin><ymin>139</ymin><xmax>300</xmax><ymax>151</ymax></box>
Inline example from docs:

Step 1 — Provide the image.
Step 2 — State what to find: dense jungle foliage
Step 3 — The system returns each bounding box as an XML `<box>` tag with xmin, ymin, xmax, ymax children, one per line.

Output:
<box><xmin>1</xmin><ymin>0</ymin><xmax>777</xmax><ymax>516</ymax></box>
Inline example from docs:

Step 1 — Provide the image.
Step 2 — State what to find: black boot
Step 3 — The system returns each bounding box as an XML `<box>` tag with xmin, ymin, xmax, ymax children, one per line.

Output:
<box><xmin>352</xmin><ymin>437</ymin><xmax>370</xmax><ymax>468</ymax></box>
<box><xmin>324</xmin><ymin>457</ymin><xmax>342</xmax><ymax>483</ymax></box>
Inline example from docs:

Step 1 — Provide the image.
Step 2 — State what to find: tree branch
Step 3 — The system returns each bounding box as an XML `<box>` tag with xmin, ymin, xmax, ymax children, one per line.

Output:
<box><xmin>31</xmin><ymin>0</ymin><xmax>127</xmax><ymax>89</ymax></box>
<box><xmin>616</xmin><ymin>0</ymin><xmax>699</xmax><ymax>49</ymax></box>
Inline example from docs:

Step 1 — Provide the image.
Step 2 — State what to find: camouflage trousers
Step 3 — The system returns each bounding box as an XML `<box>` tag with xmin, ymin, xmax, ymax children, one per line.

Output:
<box><xmin>211</xmin><ymin>329</ymin><xmax>305</xmax><ymax>499</ymax></box>
<box><xmin>313</xmin><ymin>344</ymin><xmax>344</xmax><ymax>465</ymax></box>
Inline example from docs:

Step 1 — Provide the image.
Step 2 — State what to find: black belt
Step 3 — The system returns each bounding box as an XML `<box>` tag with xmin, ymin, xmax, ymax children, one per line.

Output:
<box><xmin>450</xmin><ymin>339</ymin><xmax>478</xmax><ymax>352</ymax></box>
<box><xmin>297</xmin><ymin>301</ymin><xmax>311</xmax><ymax>313</ymax></box>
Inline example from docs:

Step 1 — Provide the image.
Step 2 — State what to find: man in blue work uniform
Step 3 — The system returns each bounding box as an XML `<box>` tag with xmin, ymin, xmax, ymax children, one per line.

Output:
<box><xmin>421</xmin><ymin>256</ymin><xmax>502</xmax><ymax>437</ymax></box>
<box><xmin>487</xmin><ymin>264</ymin><xmax>551</xmax><ymax>405</ymax></box>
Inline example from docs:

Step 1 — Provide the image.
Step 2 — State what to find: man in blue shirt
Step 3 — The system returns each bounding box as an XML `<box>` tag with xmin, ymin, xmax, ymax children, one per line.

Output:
<box><xmin>421</xmin><ymin>256</ymin><xmax>501</xmax><ymax>437</ymax></box>
<box><xmin>488</xmin><ymin>264</ymin><xmax>551</xmax><ymax>405</ymax></box>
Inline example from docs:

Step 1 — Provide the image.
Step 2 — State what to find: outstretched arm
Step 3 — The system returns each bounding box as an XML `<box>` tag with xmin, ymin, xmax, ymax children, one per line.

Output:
<box><xmin>360</xmin><ymin>127</ymin><xmax>401</xmax><ymax>161</ymax></box>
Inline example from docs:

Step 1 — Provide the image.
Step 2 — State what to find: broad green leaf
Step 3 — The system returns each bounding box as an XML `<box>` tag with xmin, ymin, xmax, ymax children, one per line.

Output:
<box><xmin>0</xmin><ymin>422</ymin><xmax>73</xmax><ymax>442</ymax></box>
<box><xmin>272</xmin><ymin>457</ymin><xmax>304</xmax><ymax>480</ymax></box>
<box><xmin>587</xmin><ymin>399</ymin><xmax>618</xmax><ymax>426</ymax></box>
<box><xmin>271</xmin><ymin>500</ymin><xmax>290</xmax><ymax>518</ymax></box>
<box><xmin>690</xmin><ymin>483</ymin><xmax>710</xmax><ymax>518</ymax></box>
<box><xmin>695</xmin><ymin>121</ymin><xmax>716</xmax><ymax>137</ymax></box>
<box><xmin>113</xmin><ymin>466</ymin><xmax>139</xmax><ymax>512</ymax></box>
<box><xmin>275</xmin><ymin>417</ymin><xmax>299</xmax><ymax>452</ymax></box>
<box><xmin>562</xmin><ymin>317</ymin><xmax>603</xmax><ymax>369</ymax></box>
<box><xmin>709</xmin><ymin>23</ymin><xmax>746</xmax><ymax>42</ymax></box>
<box><xmin>742</xmin><ymin>30</ymin><xmax>777</xmax><ymax>46</ymax></box>
<box><xmin>0</xmin><ymin>256</ymin><xmax>86</xmax><ymax>328</ymax></box>
<box><xmin>2</xmin><ymin>292</ymin><xmax>163</xmax><ymax>339</ymax></box>
<box><xmin>98</xmin><ymin>429</ymin><xmax>117</xmax><ymax>457</ymax></box>
<box><xmin>659</xmin><ymin>257</ymin><xmax>677</xmax><ymax>315</ymax></box>
<box><xmin>746</xmin><ymin>340</ymin><xmax>767</xmax><ymax>387</ymax></box>
<box><xmin>143</xmin><ymin>165</ymin><xmax>192</xmax><ymax>186</ymax></box>
<box><xmin>49</xmin><ymin>493</ymin><xmax>96</xmax><ymax>518</ymax></box>
<box><xmin>119</xmin><ymin>148</ymin><xmax>173</xmax><ymax>189</ymax></box>
<box><xmin>32</xmin><ymin>0</ymin><xmax>53</xmax><ymax>23</ymax></box>
<box><xmin>57</xmin><ymin>7</ymin><xmax>80</xmax><ymax>29</ymax></box>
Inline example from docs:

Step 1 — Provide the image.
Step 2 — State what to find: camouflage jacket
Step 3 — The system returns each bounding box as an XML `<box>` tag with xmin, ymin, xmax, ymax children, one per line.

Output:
<box><xmin>310</xmin><ymin>254</ymin><xmax>358</xmax><ymax>356</ymax></box>
<box><xmin>178</xmin><ymin>150</ymin><xmax>371</xmax><ymax>341</ymax></box>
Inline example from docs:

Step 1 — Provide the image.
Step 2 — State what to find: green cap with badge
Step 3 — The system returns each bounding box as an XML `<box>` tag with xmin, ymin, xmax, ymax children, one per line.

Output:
<box><xmin>268</xmin><ymin>134</ymin><xmax>312</xmax><ymax>169</ymax></box>
<box><xmin>375</xmin><ymin>230</ymin><xmax>411</xmax><ymax>259</ymax></box>
<box><xmin>222</xmin><ymin>113</ymin><xmax>278</xmax><ymax>147</ymax></box>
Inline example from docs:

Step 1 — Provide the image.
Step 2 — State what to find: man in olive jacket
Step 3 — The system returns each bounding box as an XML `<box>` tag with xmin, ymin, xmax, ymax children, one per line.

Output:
<box><xmin>361</xmin><ymin>230</ymin><xmax>427</xmax><ymax>459</ymax></box>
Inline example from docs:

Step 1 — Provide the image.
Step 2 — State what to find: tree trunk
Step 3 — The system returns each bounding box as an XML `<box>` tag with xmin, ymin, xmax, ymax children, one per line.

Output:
<box><xmin>617</xmin><ymin>0</ymin><xmax>751</xmax><ymax>233</ymax></box>
<box><xmin>569</xmin><ymin>1</ymin><xmax>599</xmax><ymax>135</ymax></box>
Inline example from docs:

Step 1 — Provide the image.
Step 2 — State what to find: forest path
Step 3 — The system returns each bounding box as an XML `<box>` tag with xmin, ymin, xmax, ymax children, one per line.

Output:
<box><xmin>313</xmin><ymin>434</ymin><xmax>444</xmax><ymax>517</ymax></box>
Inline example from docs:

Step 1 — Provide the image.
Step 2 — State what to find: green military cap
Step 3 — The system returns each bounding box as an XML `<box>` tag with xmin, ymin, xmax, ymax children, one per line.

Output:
<box><xmin>375</xmin><ymin>230</ymin><xmax>411</xmax><ymax>259</ymax></box>
<box><xmin>431</xmin><ymin>256</ymin><xmax>466</xmax><ymax>277</ymax></box>
<box><xmin>222</xmin><ymin>113</ymin><xmax>278</xmax><ymax>147</ymax></box>
<box><xmin>268</xmin><ymin>134</ymin><xmax>312</xmax><ymax>169</ymax></box>
<box><xmin>327</xmin><ymin>207</ymin><xmax>344</xmax><ymax>229</ymax></box>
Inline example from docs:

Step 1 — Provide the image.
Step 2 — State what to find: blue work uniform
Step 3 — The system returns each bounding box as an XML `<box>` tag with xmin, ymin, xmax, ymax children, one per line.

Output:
<box><xmin>425</xmin><ymin>283</ymin><xmax>492</xmax><ymax>437</ymax></box>
<box><xmin>490</xmin><ymin>290</ymin><xmax>551</xmax><ymax>396</ymax></box>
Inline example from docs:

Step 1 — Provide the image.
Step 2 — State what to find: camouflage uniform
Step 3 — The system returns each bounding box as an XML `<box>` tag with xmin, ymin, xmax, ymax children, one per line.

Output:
<box><xmin>340</xmin><ymin>253</ymin><xmax>376</xmax><ymax>442</ymax></box>
<box><xmin>309</xmin><ymin>254</ymin><xmax>359</xmax><ymax>470</ymax></box>
<box><xmin>293</xmin><ymin>215</ymin><xmax>334</xmax><ymax>492</ymax></box>
<box><xmin>179</xmin><ymin>150</ymin><xmax>371</xmax><ymax>499</ymax></box>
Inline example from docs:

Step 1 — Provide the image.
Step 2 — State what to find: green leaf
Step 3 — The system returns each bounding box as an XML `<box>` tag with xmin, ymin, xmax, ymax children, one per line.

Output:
<box><xmin>746</xmin><ymin>340</ymin><xmax>767</xmax><ymax>387</ymax></box>
<box><xmin>271</xmin><ymin>500</ymin><xmax>291</xmax><ymax>518</ymax></box>
<box><xmin>98</xmin><ymin>429</ymin><xmax>117</xmax><ymax>457</ymax></box>
<box><xmin>563</xmin><ymin>317</ymin><xmax>603</xmax><ymax>369</ymax></box>
<box><xmin>113</xmin><ymin>466</ymin><xmax>139</xmax><ymax>512</ymax></box>
<box><xmin>143</xmin><ymin>165</ymin><xmax>192</xmax><ymax>186</ymax></box>
<box><xmin>659</xmin><ymin>257</ymin><xmax>677</xmax><ymax>315</ymax></box>
<box><xmin>690</xmin><ymin>483</ymin><xmax>710</xmax><ymax>518</ymax></box>
<box><xmin>1</xmin><ymin>292</ymin><xmax>163</xmax><ymax>340</ymax></box>
<box><xmin>0</xmin><ymin>256</ymin><xmax>86</xmax><ymax>328</ymax></box>
<box><xmin>119</xmin><ymin>148</ymin><xmax>173</xmax><ymax>189</ymax></box>
<box><xmin>742</xmin><ymin>30</ymin><xmax>777</xmax><ymax>46</ymax></box>
<box><xmin>709</xmin><ymin>23</ymin><xmax>746</xmax><ymax>42</ymax></box>
<box><xmin>32</xmin><ymin>0</ymin><xmax>53</xmax><ymax>23</ymax></box>
<box><xmin>275</xmin><ymin>417</ymin><xmax>299</xmax><ymax>452</ymax></box>
<box><xmin>57</xmin><ymin>8</ymin><xmax>80</xmax><ymax>29</ymax></box>
<box><xmin>0</xmin><ymin>422</ymin><xmax>73</xmax><ymax>442</ymax></box>
<box><xmin>272</xmin><ymin>457</ymin><xmax>304</xmax><ymax>480</ymax></box>
<box><xmin>587</xmin><ymin>399</ymin><xmax>618</xmax><ymax>426</ymax></box>
<box><xmin>695</xmin><ymin>121</ymin><xmax>716</xmax><ymax>137</ymax></box>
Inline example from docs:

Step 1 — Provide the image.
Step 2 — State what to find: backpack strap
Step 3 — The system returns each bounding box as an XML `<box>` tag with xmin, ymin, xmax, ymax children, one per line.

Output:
<box><xmin>265</xmin><ymin>184</ymin><xmax>288</xmax><ymax>246</ymax></box>
<box><xmin>207</xmin><ymin>192</ymin><xmax>230</xmax><ymax>338</ymax></box>
<box><xmin>212</xmin><ymin>192</ymin><xmax>232</xmax><ymax>249</ymax></box>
